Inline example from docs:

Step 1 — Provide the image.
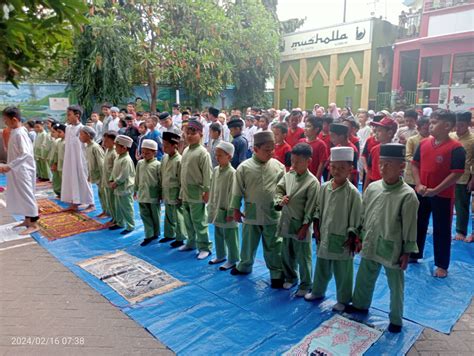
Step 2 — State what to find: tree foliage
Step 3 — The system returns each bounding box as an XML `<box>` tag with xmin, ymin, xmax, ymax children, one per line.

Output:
<box><xmin>67</xmin><ymin>14</ymin><xmax>135</xmax><ymax>115</ymax></box>
<box><xmin>0</xmin><ymin>0</ymin><xmax>87</xmax><ymax>86</ymax></box>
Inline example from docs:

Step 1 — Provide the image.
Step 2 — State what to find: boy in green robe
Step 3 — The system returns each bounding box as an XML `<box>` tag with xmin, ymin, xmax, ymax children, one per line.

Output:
<box><xmin>134</xmin><ymin>139</ymin><xmax>162</xmax><ymax>246</ymax></box>
<box><xmin>178</xmin><ymin>119</ymin><xmax>213</xmax><ymax>260</ymax></box>
<box><xmin>109</xmin><ymin>135</ymin><xmax>136</xmax><ymax>234</ymax></box>
<box><xmin>161</xmin><ymin>131</ymin><xmax>187</xmax><ymax>248</ymax></box>
<box><xmin>346</xmin><ymin>143</ymin><xmax>419</xmax><ymax>333</ymax></box>
<box><xmin>33</xmin><ymin>120</ymin><xmax>51</xmax><ymax>181</ymax></box>
<box><xmin>305</xmin><ymin>147</ymin><xmax>362</xmax><ymax>312</ymax></box>
<box><xmin>79</xmin><ymin>126</ymin><xmax>105</xmax><ymax>214</ymax></box>
<box><xmin>101</xmin><ymin>131</ymin><xmax>118</xmax><ymax>222</ymax></box>
<box><xmin>275</xmin><ymin>143</ymin><xmax>320</xmax><ymax>296</ymax></box>
<box><xmin>230</xmin><ymin>131</ymin><xmax>286</xmax><ymax>289</ymax></box>
<box><xmin>208</xmin><ymin>141</ymin><xmax>240</xmax><ymax>270</ymax></box>
<box><xmin>48</xmin><ymin>125</ymin><xmax>61</xmax><ymax>197</ymax></box>
<box><xmin>51</xmin><ymin>123</ymin><xmax>66</xmax><ymax>198</ymax></box>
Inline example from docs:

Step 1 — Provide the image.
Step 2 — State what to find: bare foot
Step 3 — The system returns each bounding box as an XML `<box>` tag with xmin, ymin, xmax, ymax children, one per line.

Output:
<box><xmin>465</xmin><ymin>235</ymin><xmax>473</xmax><ymax>243</ymax></box>
<box><xmin>433</xmin><ymin>267</ymin><xmax>448</xmax><ymax>278</ymax></box>
<box><xmin>20</xmin><ymin>225</ymin><xmax>40</xmax><ymax>235</ymax></box>
<box><xmin>454</xmin><ymin>233</ymin><xmax>465</xmax><ymax>241</ymax></box>
<box><xmin>82</xmin><ymin>205</ymin><xmax>96</xmax><ymax>213</ymax></box>
<box><xmin>62</xmin><ymin>204</ymin><xmax>79</xmax><ymax>212</ymax></box>
<box><xmin>13</xmin><ymin>220</ymin><xmax>28</xmax><ymax>229</ymax></box>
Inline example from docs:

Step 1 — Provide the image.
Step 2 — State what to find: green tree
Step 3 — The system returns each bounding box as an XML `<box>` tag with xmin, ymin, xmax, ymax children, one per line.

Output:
<box><xmin>67</xmin><ymin>14</ymin><xmax>135</xmax><ymax>115</ymax></box>
<box><xmin>0</xmin><ymin>0</ymin><xmax>87</xmax><ymax>86</ymax></box>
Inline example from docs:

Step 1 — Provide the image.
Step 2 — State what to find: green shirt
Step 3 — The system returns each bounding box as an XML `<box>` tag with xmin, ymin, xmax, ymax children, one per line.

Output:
<box><xmin>180</xmin><ymin>143</ymin><xmax>212</xmax><ymax>203</ymax></box>
<box><xmin>111</xmin><ymin>152</ymin><xmax>135</xmax><ymax>196</ymax></box>
<box><xmin>33</xmin><ymin>131</ymin><xmax>48</xmax><ymax>159</ymax></box>
<box><xmin>85</xmin><ymin>141</ymin><xmax>104</xmax><ymax>184</ymax></box>
<box><xmin>231</xmin><ymin>155</ymin><xmax>285</xmax><ymax>225</ymax></box>
<box><xmin>48</xmin><ymin>138</ymin><xmax>60</xmax><ymax>165</ymax></box>
<box><xmin>134</xmin><ymin>158</ymin><xmax>161</xmax><ymax>203</ymax></box>
<box><xmin>275</xmin><ymin>170</ymin><xmax>320</xmax><ymax>241</ymax></box>
<box><xmin>208</xmin><ymin>164</ymin><xmax>237</xmax><ymax>228</ymax></box>
<box><xmin>57</xmin><ymin>138</ymin><xmax>65</xmax><ymax>172</ymax></box>
<box><xmin>360</xmin><ymin>178</ymin><xmax>419</xmax><ymax>268</ymax></box>
<box><xmin>315</xmin><ymin>179</ymin><xmax>362</xmax><ymax>260</ymax></box>
<box><xmin>101</xmin><ymin>148</ymin><xmax>118</xmax><ymax>188</ymax></box>
<box><xmin>161</xmin><ymin>153</ymin><xmax>182</xmax><ymax>205</ymax></box>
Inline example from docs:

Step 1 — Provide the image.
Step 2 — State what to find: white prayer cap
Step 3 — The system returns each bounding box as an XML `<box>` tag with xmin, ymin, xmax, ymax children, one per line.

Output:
<box><xmin>330</xmin><ymin>146</ymin><xmax>354</xmax><ymax>162</ymax></box>
<box><xmin>80</xmin><ymin>126</ymin><xmax>96</xmax><ymax>139</ymax></box>
<box><xmin>423</xmin><ymin>107</ymin><xmax>433</xmax><ymax>117</ymax></box>
<box><xmin>110</xmin><ymin>106</ymin><xmax>120</xmax><ymax>113</ymax></box>
<box><xmin>141</xmin><ymin>139</ymin><xmax>157</xmax><ymax>151</ymax></box>
<box><xmin>216</xmin><ymin>141</ymin><xmax>234</xmax><ymax>158</ymax></box>
<box><xmin>115</xmin><ymin>134</ymin><xmax>133</xmax><ymax>148</ymax></box>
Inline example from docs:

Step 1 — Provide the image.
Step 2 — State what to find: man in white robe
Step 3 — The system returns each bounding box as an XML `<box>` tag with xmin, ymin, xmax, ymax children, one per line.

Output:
<box><xmin>61</xmin><ymin>105</ymin><xmax>94</xmax><ymax>211</ymax></box>
<box><xmin>0</xmin><ymin>107</ymin><xmax>39</xmax><ymax>235</ymax></box>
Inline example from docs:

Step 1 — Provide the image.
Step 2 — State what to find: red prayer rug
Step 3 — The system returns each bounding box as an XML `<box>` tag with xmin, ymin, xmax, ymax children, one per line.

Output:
<box><xmin>37</xmin><ymin>199</ymin><xmax>62</xmax><ymax>215</ymax></box>
<box><xmin>38</xmin><ymin>211</ymin><xmax>106</xmax><ymax>241</ymax></box>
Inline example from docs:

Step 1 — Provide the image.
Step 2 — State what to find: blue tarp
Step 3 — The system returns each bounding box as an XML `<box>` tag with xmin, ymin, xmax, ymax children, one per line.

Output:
<box><xmin>2</xmin><ymin>175</ymin><xmax>472</xmax><ymax>353</ymax></box>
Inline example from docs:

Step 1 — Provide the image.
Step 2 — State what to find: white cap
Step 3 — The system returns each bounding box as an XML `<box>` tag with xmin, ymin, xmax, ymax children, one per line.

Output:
<box><xmin>115</xmin><ymin>135</ymin><xmax>133</xmax><ymax>148</ymax></box>
<box><xmin>330</xmin><ymin>146</ymin><xmax>354</xmax><ymax>162</ymax></box>
<box><xmin>215</xmin><ymin>141</ymin><xmax>234</xmax><ymax>157</ymax></box>
<box><xmin>141</xmin><ymin>139</ymin><xmax>157</xmax><ymax>151</ymax></box>
<box><xmin>423</xmin><ymin>107</ymin><xmax>433</xmax><ymax>117</ymax></box>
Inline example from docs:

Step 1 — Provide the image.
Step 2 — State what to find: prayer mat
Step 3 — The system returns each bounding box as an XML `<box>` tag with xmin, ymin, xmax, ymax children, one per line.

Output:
<box><xmin>37</xmin><ymin>199</ymin><xmax>62</xmax><ymax>215</ymax></box>
<box><xmin>36</xmin><ymin>180</ymin><xmax>52</xmax><ymax>191</ymax></box>
<box><xmin>78</xmin><ymin>251</ymin><xmax>185</xmax><ymax>303</ymax></box>
<box><xmin>35</xmin><ymin>189</ymin><xmax>55</xmax><ymax>199</ymax></box>
<box><xmin>0</xmin><ymin>222</ymin><xmax>30</xmax><ymax>243</ymax></box>
<box><xmin>284</xmin><ymin>315</ymin><xmax>383</xmax><ymax>356</ymax></box>
<box><xmin>38</xmin><ymin>211</ymin><xmax>106</xmax><ymax>241</ymax></box>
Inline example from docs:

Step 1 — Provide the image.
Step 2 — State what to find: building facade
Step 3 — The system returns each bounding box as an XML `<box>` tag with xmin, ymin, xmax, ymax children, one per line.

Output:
<box><xmin>275</xmin><ymin>18</ymin><xmax>398</xmax><ymax>111</ymax></box>
<box><xmin>391</xmin><ymin>0</ymin><xmax>474</xmax><ymax>111</ymax></box>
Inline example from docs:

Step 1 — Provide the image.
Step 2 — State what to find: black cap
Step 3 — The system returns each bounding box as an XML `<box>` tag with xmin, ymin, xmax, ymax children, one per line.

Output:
<box><xmin>162</xmin><ymin>131</ymin><xmax>181</xmax><ymax>144</ymax></box>
<box><xmin>380</xmin><ymin>143</ymin><xmax>405</xmax><ymax>161</ymax></box>
<box><xmin>329</xmin><ymin>123</ymin><xmax>349</xmax><ymax>135</ymax></box>
<box><xmin>456</xmin><ymin>111</ymin><xmax>472</xmax><ymax>123</ymax></box>
<box><xmin>208</xmin><ymin>107</ymin><xmax>219</xmax><ymax>117</ymax></box>
<box><xmin>227</xmin><ymin>117</ymin><xmax>244</xmax><ymax>128</ymax></box>
<box><xmin>159</xmin><ymin>112</ymin><xmax>171</xmax><ymax>120</ymax></box>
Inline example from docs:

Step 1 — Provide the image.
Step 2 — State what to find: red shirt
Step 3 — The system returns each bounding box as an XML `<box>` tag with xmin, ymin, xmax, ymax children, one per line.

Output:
<box><xmin>368</xmin><ymin>145</ymin><xmax>382</xmax><ymax>181</ymax></box>
<box><xmin>318</xmin><ymin>131</ymin><xmax>332</xmax><ymax>156</ymax></box>
<box><xmin>286</xmin><ymin>127</ymin><xmax>305</xmax><ymax>147</ymax></box>
<box><xmin>350</xmin><ymin>134</ymin><xmax>360</xmax><ymax>153</ymax></box>
<box><xmin>274</xmin><ymin>141</ymin><xmax>292</xmax><ymax>170</ymax></box>
<box><xmin>412</xmin><ymin>137</ymin><xmax>465</xmax><ymax>199</ymax></box>
<box><xmin>363</xmin><ymin>136</ymin><xmax>379</xmax><ymax>178</ymax></box>
<box><xmin>299</xmin><ymin>137</ymin><xmax>328</xmax><ymax>180</ymax></box>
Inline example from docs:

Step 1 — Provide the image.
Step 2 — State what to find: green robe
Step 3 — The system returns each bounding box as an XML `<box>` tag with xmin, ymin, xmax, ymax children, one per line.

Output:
<box><xmin>315</xmin><ymin>179</ymin><xmax>362</xmax><ymax>260</ymax></box>
<box><xmin>359</xmin><ymin>178</ymin><xmax>419</xmax><ymax>268</ymax></box>
<box><xmin>111</xmin><ymin>152</ymin><xmax>135</xmax><ymax>230</ymax></box>
<box><xmin>275</xmin><ymin>170</ymin><xmax>320</xmax><ymax>242</ymax></box>
<box><xmin>33</xmin><ymin>130</ymin><xmax>50</xmax><ymax>179</ymax></box>
<box><xmin>101</xmin><ymin>147</ymin><xmax>118</xmax><ymax>217</ymax></box>
<box><xmin>208</xmin><ymin>164</ymin><xmax>238</xmax><ymax>229</ymax></box>
<box><xmin>49</xmin><ymin>138</ymin><xmax>62</xmax><ymax>195</ymax></box>
<box><xmin>85</xmin><ymin>141</ymin><xmax>104</xmax><ymax>185</ymax></box>
<box><xmin>180</xmin><ymin>143</ymin><xmax>212</xmax><ymax>203</ymax></box>
<box><xmin>57</xmin><ymin>139</ymin><xmax>65</xmax><ymax>172</ymax></box>
<box><xmin>230</xmin><ymin>155</ymin><xmax>285</xmax><ymax>225</ymax></box>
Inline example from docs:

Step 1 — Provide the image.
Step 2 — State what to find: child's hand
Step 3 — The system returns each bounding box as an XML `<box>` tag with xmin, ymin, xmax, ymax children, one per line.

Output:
<box><xmin>51</xmin><ymin>163</ymin><xmax>57</xmax><ymax>172</ymax></box>
<box><xmin>399</xmin><ymin>253</ymin><xmax>409</xmax><ymax>270</ymax></box>
<box><xmin>202</xmin><ymin>191</ymin><xmax>209</xmax><ymax>204</ymax></box>
<box><xmin>297</xmin><ymin>224</ymin><xmax>309</xmax><ymax>240</ymax></box>
<box><xmin>233</xmin><ymin>209</ymin><xmax>245</xmax><ymax>222</ymax></box>
<box><xmin>280</xmin><ymin>195</ymin><xmax>290</xmax><ymax>206</ymax></box>
<box><xmin>133</xmin><ymin>193</ymin><xmax>137</xmax><ymax>200</ymax></box>
<box><xmin>313</xmin><ymin>221</ymin><xmax>320</xmax><ymax>243</ymax></box>
<box><xmin>109</xmin><ymin>182</ymin><xmax>118</xmax><ymax>189</ymax></box>
<box><xmin>415</xmin><ymin>184</ymin><xmax>427</xmax><ymax>195</ymax></box>
<box><xmin>423</xmin><ymin>188</ymin><xmax>437</xmax><ymax>197</ymax></box>
<box><xmin>344</xmin><ymin>232</ymin><xmax>360</xmax><ymax>256</ymax></box>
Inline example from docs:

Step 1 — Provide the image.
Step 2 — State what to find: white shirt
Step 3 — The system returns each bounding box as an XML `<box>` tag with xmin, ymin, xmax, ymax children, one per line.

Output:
<box><xmin>243</xmin><ymin>125</ymin><xmax>258</xmax><ymax>149</ymax></box>
<box><xmin>93</xmin><ymin>121</ymin><xmax>103</xmax><ymax>143</ymax></box>
<box><xmin>172</xmin><ymin>113</ymin><xmax>182</xmax><ymax>128</ymax></box>
<box><xmin>108</xmin><ymin>117</ymin><xmax>120</xmax><ymax>132</ymax></box>
<box><xmin>357</xmin><ymin>126</ymin><xmax>372</xmax><ymax>152</ymax></box>
<box><xmin>4</xmin><ymin>127</ymin><xmax>38</xmax><ymax>217</ymax></box>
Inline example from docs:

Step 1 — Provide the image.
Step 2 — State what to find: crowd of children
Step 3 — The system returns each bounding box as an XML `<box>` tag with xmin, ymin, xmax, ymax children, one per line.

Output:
<box><xmin>2</xmin><ymin>102</ymin><xmax>473</xmax><ymax>334</ymax></box>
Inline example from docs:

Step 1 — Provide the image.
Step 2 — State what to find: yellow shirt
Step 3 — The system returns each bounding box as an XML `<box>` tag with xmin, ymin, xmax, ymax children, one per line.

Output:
<box><xmin>450</xmin><ymin>131</ymin><xmax>474</xmax><ymax>184</ymax></box>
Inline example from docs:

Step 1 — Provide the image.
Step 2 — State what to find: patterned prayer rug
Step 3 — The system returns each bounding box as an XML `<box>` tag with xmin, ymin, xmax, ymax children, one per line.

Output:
<box><xmin>284</xmin><ymin>315</ymin><xmax>383</xmax><ymax>356</ymax></box>
<box><xmin>36</xmin><ymin>180</ymin><xmax>53</xmax><ymax>191</ymax></box>
<box><xmin>78</xmin><ymin>251</ymin><xmax>185</xmax><ymax>304</ymax></box>
<box><xmin>38</xmin><ymin>211</ymin><xmax>106</xmax><ymax>241</ymax></box>
<box><xmin>37</xmin><ymin>199</ymin><xmax>62</xmax><ymax>215</ymax></box>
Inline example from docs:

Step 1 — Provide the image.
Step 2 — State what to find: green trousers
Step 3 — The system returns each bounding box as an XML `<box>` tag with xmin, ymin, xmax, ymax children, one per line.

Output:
<box><xmin>214</xmin><ymin>226</ymin><xmax>240</xmax><ymax>263</ymax></box>
<box><xmin>105</xmin><ymin>187</ymin><xmax>116</xmax><ymax>221</ymax></box>
<box><xmin>236</xmin><ymin>223</ymin><xmax>283</xmax><ymax>279</ymax></box>
<box><xmin>282</xmin><ymin>238</ymin><xmax>312</xmax><ymax>290</ymax></box>
<box><xmin>352</xmin><ymin>258</ymin><xmax>404</xmax><ymax>326</ymax></box>
<box><xmin>139</xmin><ymin>202</ymin><xmax>161</xmax><ymax>238</ymax></box>
<box><xmin>455</xmin><ymin>184</ymin><xmax>471</xmax><ymax>236</ymax></box>
<box><xmin>52</xmin><ymin>170</ymin><xmax>62</xmax><ymax>196</ymax></box>
<box><xmin>36</xmin><ymin>158</ymin><xmax>50</xmax><ymax>180</ymax></box>
<box><xmin>96</xmin><ymin>184</ymin><xmax>107</xmax><ymax>213</ymax></box>
<box><xmin>182</xmin><ymin>202</ymin><xmax>211</xmax><ymax>251</ymax></box>
<box><xmin>114</xmin><ymin>194</ymin><xmax>135</xmax><ymax>231</ymax></box>
<box><xmin>164</xmin><ymin>203</ymin><xmax>187</xmax><ymax>241</ymax></box>
<box><xmin>312</xmin><ymin>257</ymin><xmax>353</xmax><ymax>304</ymax></box>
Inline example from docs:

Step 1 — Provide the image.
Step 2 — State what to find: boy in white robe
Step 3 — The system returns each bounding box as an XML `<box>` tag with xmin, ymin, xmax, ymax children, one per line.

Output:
<box><xmin>60</xmin><ymin>105</ymin><xmax>94</xmax><ymax>211</ymax></box>
<box><xmin>0</xmin><ymin>107</ymin><xmax>39</xmax><ymax>235</ymax></box>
